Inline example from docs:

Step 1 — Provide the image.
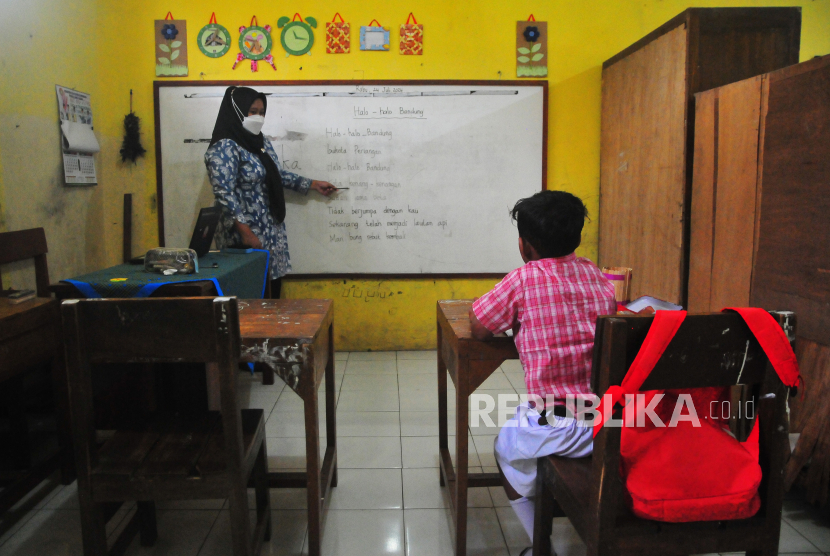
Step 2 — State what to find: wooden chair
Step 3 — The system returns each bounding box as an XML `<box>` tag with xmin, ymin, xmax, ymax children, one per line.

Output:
<box><xmin>0</xmin><ymin>227</ymin><xmax>51</xmax><ymax>296</ymax></box>
<box><xmin>532</xmin><ymin>311</ymin><xmax>795</xmax><ymax>556</ymax></box>
<box><xmin>62</xmin><ymin>297</ymin><xmax>271</xmax><ymax>556</ymax></box>
<box><xmin>0</xmin><ymin>227</ymin><xmax>74</xmax><ymax>516</ymax></box>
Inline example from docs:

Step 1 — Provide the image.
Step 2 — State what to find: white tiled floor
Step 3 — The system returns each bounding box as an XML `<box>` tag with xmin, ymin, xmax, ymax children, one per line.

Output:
<box><xmin>2</xmin><ymin>350</ymin><xmax>830</xmax><ymax>555</ymax></box>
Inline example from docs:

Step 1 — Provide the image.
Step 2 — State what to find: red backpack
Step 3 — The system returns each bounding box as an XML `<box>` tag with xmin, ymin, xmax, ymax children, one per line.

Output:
<box><xmin>593</xmin><ymin>308</ymin><xmax>800</xmax><ymax>522</ymax></box>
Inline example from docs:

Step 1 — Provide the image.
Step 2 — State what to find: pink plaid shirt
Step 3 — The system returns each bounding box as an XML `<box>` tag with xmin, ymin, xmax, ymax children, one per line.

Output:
<box><xmin>472</xmin><ymin>254</ymin><xmax>616</xmax><ymax>402</ymax></box>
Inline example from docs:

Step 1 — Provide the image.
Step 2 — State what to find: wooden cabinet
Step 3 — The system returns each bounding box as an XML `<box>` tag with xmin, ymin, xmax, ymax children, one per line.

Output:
<box><xmin>598</xmin><ymin>8</ymin><xmax>801</xmax><ymax>305</ymax></box>
<box><xmin>692</xmin><ymin>55</ymin><xmax>830</xmax><ymax>504</ymax></box>
<box><xmin>689</xmin><ymin>54</ymin><xmax>830</xmax><ymax>349</ymax></box>
<box><xmin>688</xmin><ymin>76</ymin><xmax>765</xmax><ymax>312</ymax></box>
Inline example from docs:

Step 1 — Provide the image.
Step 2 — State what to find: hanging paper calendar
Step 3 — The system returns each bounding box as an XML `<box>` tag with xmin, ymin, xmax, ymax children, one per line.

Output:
<box><xmin>399</xmin><ymin>13</ymin><xmax>423</xmax><ymax>55</ymax></box>
<box><xmin>326</xmin><ymin>13</ymin><xmax>350</xmax><ymax>53</ymax></box>
<box><xmin>516</xmin><ymin>15</ymin><xmax>547</xmax><ymax>78</ymax></box>
<box><xmin>155</xmin><ymin>12</ymin><xmax>188</xmax><ymax>76</ymax></box>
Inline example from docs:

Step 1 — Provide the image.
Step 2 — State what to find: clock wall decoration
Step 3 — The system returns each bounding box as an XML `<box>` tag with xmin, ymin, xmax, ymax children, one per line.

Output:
<box><xmin>197</xmin><ymin>12</ymin><xmax>231</xmax><ymax>58</ymax></box>
<box><xmin>277</xmin><ymin>13</ymin><xmax>318</xmax><ymax>57</ymax></box>
<box><xmin>233</xmin><ymin>15</ymin><xmax>277</xmax><ymax>72</ymax></box>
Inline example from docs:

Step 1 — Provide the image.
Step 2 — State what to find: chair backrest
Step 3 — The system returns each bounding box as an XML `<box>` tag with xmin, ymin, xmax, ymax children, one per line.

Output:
<box><xmin>0</xmin><ymin>228</ymin><xmax>50</xmax><ymax>296</ymax></box>
<box><xmin>61</xmin><ymin>296</ymin><xmax>241</xmax><ymax>365</ymax></box>
<box><xmin>588</xmin><ymin>311</ymin><xmax>794</xmax><ymax>529</ymax></box>
<box><xmin>590</xmin><ymin>312</ymin><xmax>785</xmax><ymax>394</ymax></box>
<box><xmin>62</xmin><ymin>296</ymin><xmax>244</xmax><ymax>474</ymax></box>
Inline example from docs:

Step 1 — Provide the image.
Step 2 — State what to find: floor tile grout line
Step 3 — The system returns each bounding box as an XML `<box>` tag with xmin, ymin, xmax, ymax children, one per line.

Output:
<box><xmin>397</xmin><ymin>355</ymin><xmax>410</xmax><ymax>552</ymax></box>
<box><xmin>491</xmin><ymin>497</ymin><xmax>519</xmax><ymax>554</ymax></box>
<box><xmin>781</xmin><ymin>518</ymin><xmax>826</xmax><ymax>554</ymax></box>
<box><xmin>194</xmin><ymin>509</ymin><xmax>226</xmax><ymax>556</ymax></box>
<box><xmin>0</xmin><ymin>509</ymin><xmax>38</xmax><ymax>550</ymax></box>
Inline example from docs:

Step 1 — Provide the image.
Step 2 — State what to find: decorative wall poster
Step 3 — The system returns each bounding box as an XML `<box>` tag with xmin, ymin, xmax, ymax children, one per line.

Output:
<box><xmin>55</xmin><ymin>85</ymin><xmax>98</xmax><ymax>185</ymax></box>
<box><xmin>234</xmin><ymin>16</ymin><xmax>276</xmax><ymax>72</ymax></box>
<box><xmin>326</xmin><ymin>13</ymin><xmax>350</xmax><ymax>54</ymax></box>
<box><xmin>516</xmin><ymin>15</ymin><xmax>547</xmax><ymax>78</ymax></box>
<box><xmin>399</xmin><ymin>13</ymin><xmax>423</xmax><ymax>55</ymax></box>
<box><xmin>360</xmin><ymin>20</ymin><xmax>390</xmax><ymax>51</ymax></box>
<box><xmin>155</xmin><ymin>12</ymin><xmax>188</xmax><ymax>76</ymax></box>
<box><xmin>277</xmin><ymin>13</ymin><xmax>318</xmax><ymax>56</ymax></box>
<box><xmin>197</xmin><ymin>13</ymin><xmax>231</xmax><ymax>58</ymax></box>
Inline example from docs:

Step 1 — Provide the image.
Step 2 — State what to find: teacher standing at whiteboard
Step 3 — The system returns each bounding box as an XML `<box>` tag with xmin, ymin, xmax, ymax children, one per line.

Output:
<box><xmin>205</xmin><ymin>86</ymin><xmax>336</xmax><ymax>298</ymax></box>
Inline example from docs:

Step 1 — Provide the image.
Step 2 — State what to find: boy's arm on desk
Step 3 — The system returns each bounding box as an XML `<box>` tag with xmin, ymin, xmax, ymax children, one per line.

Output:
<box><xmin>468</xmin><ymin>306</ymin><xmax>494</xmax><ymax>341</ymax></box>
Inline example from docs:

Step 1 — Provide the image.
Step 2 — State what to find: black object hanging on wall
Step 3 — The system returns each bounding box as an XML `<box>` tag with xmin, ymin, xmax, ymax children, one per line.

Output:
<box><xmin>120</xmin><ymin>90</ymin><xmax>146</xmax><ymax>163</ymax></box>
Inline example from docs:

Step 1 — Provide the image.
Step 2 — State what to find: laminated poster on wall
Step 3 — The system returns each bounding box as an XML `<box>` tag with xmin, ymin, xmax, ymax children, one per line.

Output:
<box><xmin>516</xmin><ymin>15</ymin><xmax>546</xmax><ymax>78</ymax></box>
<box><xmin>197</xmin><ymin>12</ymin><xmax>231</xmax><ymax>58</ymax></box>
<box><xmin>277</xmin><ymin>13</ymin><xmax>318</xmax><ymax>57</ymax></box>
<box><xmin>360</xmin><ymin>19</ymin><xmax>390</xmax><ymax>51</ymax></box>
<box><xmin>326</xmin><ymin>13</ymin><xmax>350</xmax><ymax>54</ymax></box>
<box><xmin>56</xmin><ymin>85</ymin><xmax>99</xmax><ymax>186</ymax></box>
<box><xmin>155</xmin><ymin>12</ymin><xmax>188</xmax><ymax>76</ymax></box>
<box><xmin>399</xmin><ymin>13</ymin><xmax>423</xmax><ymax>55</ymax></box>
<box><xmin>233</xmin><ymin>16</ymin><xmax>276</xmax><ymax>72</ymax></box>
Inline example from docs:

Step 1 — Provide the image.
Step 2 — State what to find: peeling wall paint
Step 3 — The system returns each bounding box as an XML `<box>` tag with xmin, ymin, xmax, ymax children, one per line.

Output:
<box><xmin>0</xmin><ymin>0</ymin><xmax>105</xmax><ymax>290</ymax></box>
<box><xmin>241</xmin><ymin>340</ymin><xmax>305</xmax><ymax>390</ymax></box>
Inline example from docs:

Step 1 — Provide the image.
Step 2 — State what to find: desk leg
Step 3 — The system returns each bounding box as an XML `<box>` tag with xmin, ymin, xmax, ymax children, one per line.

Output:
<box><xmin>438</xmin><ymin>328</ymin><xmax>448</xmax><ymax>487</ymax></box>
<box><xmin>304</xmin><ymin>376</ymin><xmax>323</xmax><ymax>556</ymax></box>
<box><xmin>454</xmin><ymin>374</ymin><xmax>470</xmax><ymax>556</ymax></box>
<box><xmin>50</xmin><ymin>350</ymin><xmax>75</xmax><ymax>484</ymax></box>
<box><xmin>205</xmin><ymin>363</ymin><xmax>221</xmax><ymax>411</ymax></box>
<box><xmin>325</xmin><ymin>322</ymin><xmax>338</xmax><ymax>487</ymax></box>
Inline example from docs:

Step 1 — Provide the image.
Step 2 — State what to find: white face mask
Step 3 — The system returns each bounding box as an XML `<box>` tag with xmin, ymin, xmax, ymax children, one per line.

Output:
<box><xmin>232</xmin><ymin>95</ymin><xmax>265</xmax><ymax>136</ymax></box>
<box><xmin>241</xmin><ymin>115</ymin><xmax>265</xmax><ymax>136</ymax></box>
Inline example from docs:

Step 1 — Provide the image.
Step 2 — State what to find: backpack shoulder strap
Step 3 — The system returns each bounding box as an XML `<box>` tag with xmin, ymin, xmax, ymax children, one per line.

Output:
<box><xmin>722</xmin><ymin>308</ymin><xmax>800</xmax><ymax>388</ymax></box>
<box><xmin>593</xmin><ymin>311</ymin><xmax>686</xmax><ymax>436</ymax></box>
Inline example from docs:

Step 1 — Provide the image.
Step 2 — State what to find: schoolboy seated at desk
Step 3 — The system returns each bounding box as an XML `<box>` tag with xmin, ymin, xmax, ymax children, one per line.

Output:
<box><xmin>468</xmin><ymin>191</ymin><xmax>617</xmax><ymax>554</ymax></box>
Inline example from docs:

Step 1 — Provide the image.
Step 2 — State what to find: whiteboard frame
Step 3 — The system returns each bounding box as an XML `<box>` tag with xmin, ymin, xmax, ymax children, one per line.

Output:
<box><xmin>153</xmin><ymin>80</ymin><xmax>548</xmax><ymax>278</ymax></box>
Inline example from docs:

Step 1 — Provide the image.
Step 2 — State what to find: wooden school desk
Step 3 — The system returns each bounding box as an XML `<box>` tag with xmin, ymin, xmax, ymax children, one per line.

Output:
<box><xmin>0</xmin><ymin>297</ymin><xmax>73</xmax><ymax>514</ymax></box>
<box><xmin>237</xmin><ymin>299</ymin><xmax>336</xmax><ymax>556</ymax></box>
<box><xmin>437</xmin><ymin>300</ymin><xmax>519</xmax><ymax>556</ymax></box>
<box><xmin>51</xmin><ymin>251</ymin><xmax>277</xmax><ymax>384</ymax></box>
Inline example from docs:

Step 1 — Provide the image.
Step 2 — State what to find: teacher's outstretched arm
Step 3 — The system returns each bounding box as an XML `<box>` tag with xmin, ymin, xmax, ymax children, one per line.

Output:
<box><xmin>310</xmin><ymin>181</ymin><xmax>336</xmax><ymax>196</ymax></box>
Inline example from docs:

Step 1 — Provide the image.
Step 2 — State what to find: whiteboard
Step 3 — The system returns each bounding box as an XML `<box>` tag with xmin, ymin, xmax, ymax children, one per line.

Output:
<box><xmin>155</xmin><ymin>81</ymin><xmax>546</xmax><ymax>274</ymax></box>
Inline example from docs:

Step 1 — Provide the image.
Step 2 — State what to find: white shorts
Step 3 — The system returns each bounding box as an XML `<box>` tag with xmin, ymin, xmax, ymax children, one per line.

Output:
<box><xmin>494</xmin><ymin>403</ymin><xmax>594</xmax><ymax>498</ymax></box>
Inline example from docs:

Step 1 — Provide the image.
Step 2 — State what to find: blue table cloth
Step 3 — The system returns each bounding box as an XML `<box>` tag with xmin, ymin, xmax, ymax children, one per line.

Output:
<box><xmin>62</xmin><ymin>250</ymin><xmax>270</xmax><ymax>299</ymax></box>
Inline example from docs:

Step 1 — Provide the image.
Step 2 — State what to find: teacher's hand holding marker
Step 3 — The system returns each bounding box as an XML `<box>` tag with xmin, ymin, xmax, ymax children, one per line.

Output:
<box><xmin>311</xmin><ymin>180</ymin><xmax>337</xmax><ymax>195</ymax></box>
<box><xmin>204</xmin><ymin>86</ymin><xmax>336</xmax><ymax>298</ymax></box>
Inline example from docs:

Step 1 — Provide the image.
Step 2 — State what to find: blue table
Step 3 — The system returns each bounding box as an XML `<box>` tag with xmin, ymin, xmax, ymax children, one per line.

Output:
<box><xmin>54</xmin><ymin>251</ymin><xmax>270</xmax><ymax>300</ymax></box>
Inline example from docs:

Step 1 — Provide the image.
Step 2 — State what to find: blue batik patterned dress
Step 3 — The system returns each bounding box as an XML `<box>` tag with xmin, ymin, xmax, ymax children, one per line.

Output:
<box><xmin>205</xmin><ymin>138</ymin><xmax>311</xmax><ymax>279</ymax></box>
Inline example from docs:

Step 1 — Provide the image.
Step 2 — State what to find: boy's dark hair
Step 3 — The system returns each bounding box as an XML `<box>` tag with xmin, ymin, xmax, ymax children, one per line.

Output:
<box><xmin>511</xmin><ymin>190</ymin><xmax>588</xmax><ymax>258</ymax></box>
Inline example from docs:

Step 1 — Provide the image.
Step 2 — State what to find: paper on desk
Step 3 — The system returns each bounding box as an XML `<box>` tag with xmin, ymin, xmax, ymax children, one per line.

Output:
<box><xmin>625</xmin><ymin>296</ymin><xmax>683</xmax><ymax>313</ymax></box>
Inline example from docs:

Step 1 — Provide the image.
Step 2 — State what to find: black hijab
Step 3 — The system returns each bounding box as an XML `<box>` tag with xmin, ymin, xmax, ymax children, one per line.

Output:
<box><xmin>209</xmin><ymin>86</ymin><xmax>285</xmax><ymax>223</ymax></box>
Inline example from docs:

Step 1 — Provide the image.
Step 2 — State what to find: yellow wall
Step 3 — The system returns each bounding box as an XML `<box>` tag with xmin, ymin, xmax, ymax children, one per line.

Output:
<box><xmin>2</xmin><ymin>0</ymin><xmax>829</xmax><ymax>349</ymax></box>
<box><xmin>0</xmin><ymin>0</ymin><xmax>106</xmax><ymax>289</ymax></box>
